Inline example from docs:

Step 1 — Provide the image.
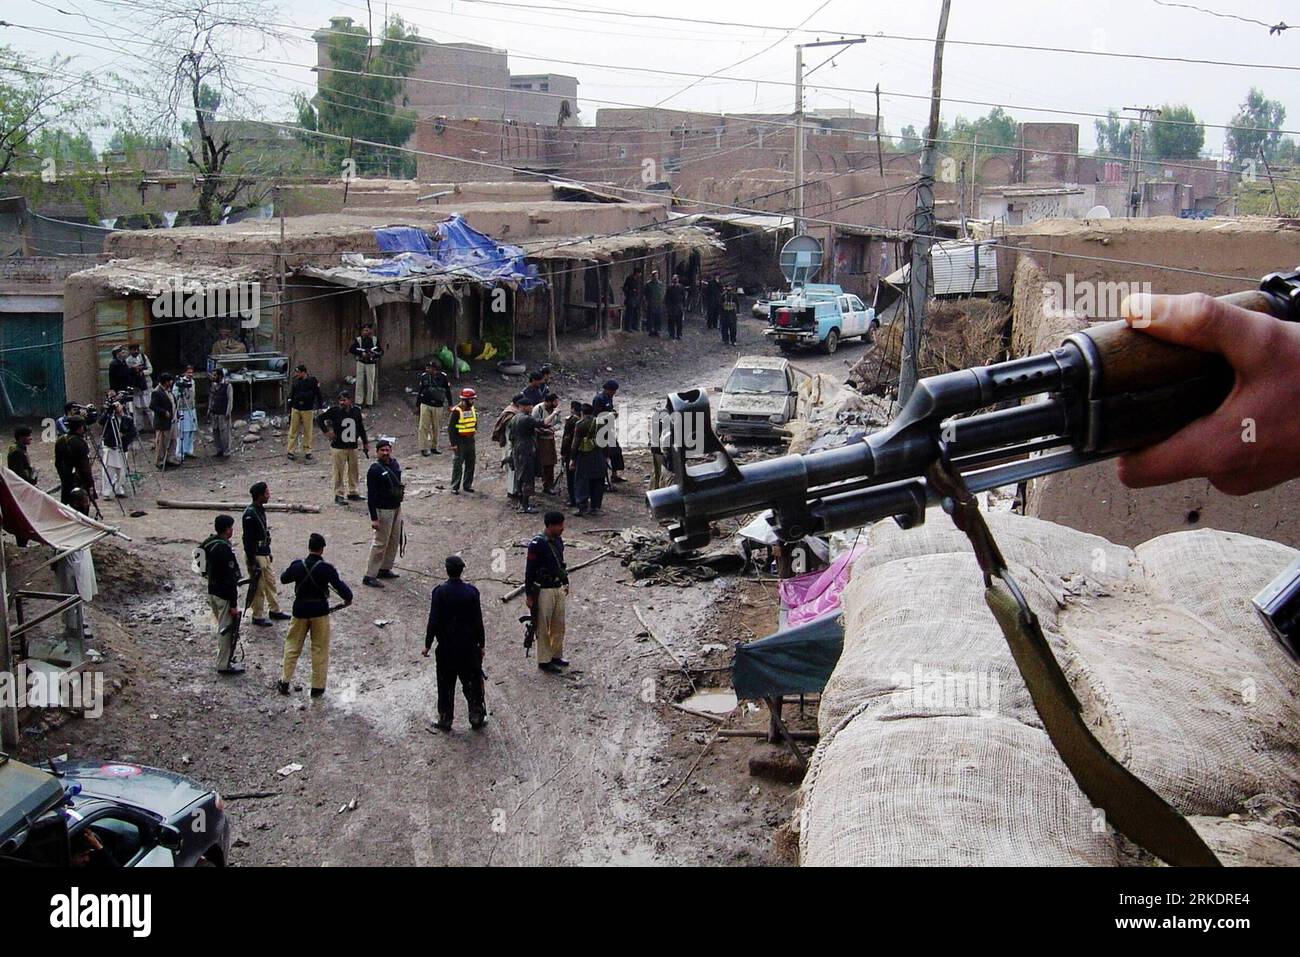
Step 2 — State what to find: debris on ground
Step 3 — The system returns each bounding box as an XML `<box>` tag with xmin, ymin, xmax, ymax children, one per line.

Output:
<box><xmin>606</xmin><ymin>527</ymin><xmax>746</xmax><ymax>586</ymax></box>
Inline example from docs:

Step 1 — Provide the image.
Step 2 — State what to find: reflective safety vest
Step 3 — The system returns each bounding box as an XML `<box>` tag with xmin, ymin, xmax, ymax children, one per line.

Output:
<box><xmin>453</xmin><ymin>406</ymin><xmax>477</xmax><ymax>435</ymax></box>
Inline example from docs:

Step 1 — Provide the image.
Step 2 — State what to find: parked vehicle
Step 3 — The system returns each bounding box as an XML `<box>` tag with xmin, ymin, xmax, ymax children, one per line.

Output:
<box><xmin>0</xmin><ymin>753</ymin><xmax>231</xmax><ymax>867</ymax></box>
<box><xmin>715</xmin><ymin>355</ymin><xmax>805</xmax><ymax>441</ymax></box>
<box><xmin>763</xmin><ymin>283</ymin><xmax>875</xmax><ymax>354</ymax></box>
<box><xmin>751</xmin><ymin>298</ymin><xmax>770</xmax><ymax>320</ymax></box>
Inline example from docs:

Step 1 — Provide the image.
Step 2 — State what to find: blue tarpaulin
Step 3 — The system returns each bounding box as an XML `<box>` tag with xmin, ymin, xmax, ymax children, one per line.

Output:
<box><xmin>368</xmin><ymin>216</ymin><xmax>544</xmax><ymax>289</ymax></box>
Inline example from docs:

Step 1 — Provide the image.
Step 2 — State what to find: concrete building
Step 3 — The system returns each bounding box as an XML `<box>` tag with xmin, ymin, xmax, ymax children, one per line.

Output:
<box><xmin>311</xmin><ymin>18</ymin><xmax>579</xmax><ymax>131</ymax></box>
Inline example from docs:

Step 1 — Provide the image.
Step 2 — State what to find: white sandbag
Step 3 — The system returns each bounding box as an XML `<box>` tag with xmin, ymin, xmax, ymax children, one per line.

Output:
<box><xmin>799</xmin><ymin>513</ymin><xmax>1300</xmax><ymax>866</ymax></box>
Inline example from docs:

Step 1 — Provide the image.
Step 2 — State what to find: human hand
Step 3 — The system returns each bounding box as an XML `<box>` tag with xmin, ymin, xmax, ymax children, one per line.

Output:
<box><xmin>421</xmin><ymin>647</ymin><xmax>430</xmax><ymax>657</ymax></box>
<box><xmin>1118</xmin><ymin>292</ymin><xmax>1300</xmax><ymax>494</ymax></box>
<box><xmin>371</xmin><ymin>519</ymin><xmax>380</xmax><ymax>530</ymax></box>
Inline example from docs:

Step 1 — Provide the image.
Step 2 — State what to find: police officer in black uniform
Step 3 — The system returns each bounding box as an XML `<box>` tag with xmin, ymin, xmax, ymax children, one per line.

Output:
<box><xmin>243</xmin><ymin>482</ymin><xmax>291</xmax><ymax>627</ymax></box>
<box><xmin>199</xmin><ymin>514</ymin><xmax>244</xmax><ymax>675</ymax></box>
<box><xmin>278</xmin><ymin>533</ymin><xmax>353</xmax><ymax>697</ymax></box>
<box><xmin>422</xmin><ymin>555</ymin><xmax>487</xmax><ymax>731</ymax></box>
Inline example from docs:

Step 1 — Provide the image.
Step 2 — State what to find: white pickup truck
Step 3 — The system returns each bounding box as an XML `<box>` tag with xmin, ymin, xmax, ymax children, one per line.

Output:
<box><xmin>764</xmin><ymin>283</ymin><xmax>875</xmax><ymax>354</ymax></box>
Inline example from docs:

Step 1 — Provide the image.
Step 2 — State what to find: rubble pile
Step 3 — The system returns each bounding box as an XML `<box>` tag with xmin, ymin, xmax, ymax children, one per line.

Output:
<box><xmin>606</xmin><ymin>527</ymin><xmax>746</xmax><ymax>586</ymax></box>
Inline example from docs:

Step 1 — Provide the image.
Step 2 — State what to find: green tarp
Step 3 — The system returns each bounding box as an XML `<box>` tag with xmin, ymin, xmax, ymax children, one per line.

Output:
<box><xmin>732</xmin><ymin>611</ymin><xmax>844</xmax><ymax>700</ymax></box>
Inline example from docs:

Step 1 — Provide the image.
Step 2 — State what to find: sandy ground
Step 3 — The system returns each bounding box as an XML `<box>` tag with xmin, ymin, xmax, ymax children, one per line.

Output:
<box><xmin>12</xmin><ymin>309</ymin><xmax>864</xmax><ymax>866</ymax></box>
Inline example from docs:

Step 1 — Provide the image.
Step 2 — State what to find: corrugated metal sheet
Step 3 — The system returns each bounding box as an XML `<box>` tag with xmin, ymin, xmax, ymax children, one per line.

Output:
<box><xmin>931</xmin><ymin>241</ymin><xmax>998</xmax><ymax>296</ymax></box>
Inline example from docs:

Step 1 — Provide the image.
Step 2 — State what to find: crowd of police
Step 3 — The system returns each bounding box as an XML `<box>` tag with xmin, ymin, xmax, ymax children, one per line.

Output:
<box><xmin>7</xmin><ymin>325</ymin><xmax>644</xmax><ymax>731</ymax></box>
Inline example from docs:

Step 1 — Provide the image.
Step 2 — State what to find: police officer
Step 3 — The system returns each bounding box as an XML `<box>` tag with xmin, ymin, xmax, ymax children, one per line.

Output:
<box><xmin>525</xmin><ymin>511</ymin><xmax>569</xmax><ymax>674</ymax></box>
<box><xmin>278</xmin><ymin>533</ymin><xmax>353</xmax><ymax>698</ymax></box>
<box><xmin>8</xmin><ymin>426</ymin><xmax>37</xmax><ymax>485</ymax></box>
<box><xmin>422</xmin><ymin>555</ymin><xmax>487</xmax><ymax>731</ymax></box>
<box><xmin>349</xmin><ymin>323</ymin><xmax>382</xmax><ymax>407</ymax></box>
<box><xmin>199</xmin><ymin>514</ymin><xmax>244</xmax><ymax>675</ymax></box>
<box><xmin>285</xmin><ymin>364</ymin><xmax>323</xmax><ymax>461</ymax></box>
<box><xmin>448</xmin><ymin>387</ymin><xmax>478</xmax><ymax>494</ymax></box>
<box><xmin>243</xmin><ymin>482</ymin><xmax>290</xmax><ymax>627</ymax></box>
<box><xmin>318</xmin><ymin>391</ymin><xmax>369</xmax><ymax>504</ymax></box>
<box><xmin>362</xmin><ymin>439</ymin><xmax>403</xmax><ymax>588</ymax></box>
<box><xmin>53</xmin><ymin>417</ymin><xmax>96</xmax><ymax>507</ymax></box>
<box><xmin>415</xmin><ymin>361</ymin><xmax>453</xmax><ymax>456</ymax></box>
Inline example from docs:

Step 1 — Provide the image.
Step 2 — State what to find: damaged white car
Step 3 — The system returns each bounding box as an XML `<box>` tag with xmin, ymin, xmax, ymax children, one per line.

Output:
<box><xmin>714</xmin><ymin>355</ymin><xmax>806</xmax><ymax>441</ymax></box>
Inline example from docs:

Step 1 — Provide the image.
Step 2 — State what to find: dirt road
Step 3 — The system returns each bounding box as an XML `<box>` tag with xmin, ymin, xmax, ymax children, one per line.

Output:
<box><xmin>14</xmin><ymin>309</ymin><xmax>865</xmax><ymax>866</ymax></box>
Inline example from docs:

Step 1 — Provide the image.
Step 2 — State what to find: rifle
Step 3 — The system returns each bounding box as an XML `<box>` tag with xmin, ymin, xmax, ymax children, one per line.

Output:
<box><xmin>646</xmin><ymin>270</ymin><xmax>1300</xmax><ymax>868</ymax></box>
<box><xmin>647</xmin><ymin>270</ymin><xmax>1300</xmax><ymax>549</ymax></box>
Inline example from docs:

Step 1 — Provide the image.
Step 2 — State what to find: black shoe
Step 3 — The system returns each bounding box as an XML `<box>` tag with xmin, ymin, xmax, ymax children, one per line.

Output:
<box><xmin>218</xmin><ymin>664</ymin><xmax>246</xmax><ymax>675</ymax></box>
<box><xmin>335</xmin><ymin>495</ymin><xmax>347</xmax><ymax>505</ymax></box>
<box><xmin>421</xmin><ymin>449</ymin><xmax>430</xmax><ymax>457</ymax></box>
<box><xmin>362</xmin><ymin>576</ymin><xmax>384</xmax><ymax>588</ymax></box>
<box><xmin>276</xmin><ymin>680</ymin><xmax>290</xmax><ymax>695</ymax></box>
<box><xmin>252</xmin><ymin>618</ymin><xmax>273</xmax><ymax>627</ymax></box>
<box><xmin>347</xmin><ymin>493</ymin><xmax>362</xmax><ymax>501</ymax></box>
<box><xmin>310</xmin><ymin>687</ymin><xmax>325</xmax><ymax>698</ymax></box>
<box><xmin>551</xmin><ymin>657</ymin><xmax>570</xmax><ymax>668</ymax></box>
<box><xmin>287</xmin><ymin>452</ymin><xmax>297</xmax><ymax>461</ymax></box>
<box><xmin>470</xmin><ymin>715</ymin><xmax>486</xmax><ymax>730</ymax></box>
<box><xmin>269</xmin><ymin>611</ymin><xmax>292</xmax><ymax>621</ymax></box>
<box><xmin>538</xmin><ymin>662</ymin><xmax>563</xmax><ymax>674</ymax></box>
<box><xmin>463</xmin><ymin>487</ymin><xmax>475</xmax><ymax>494</ymax></box>
<box><xmin>304</xmin><ymin>453</ymin><xmax>313</xmax><ymax>461</ymax></box>
<box><xmin>434</xmin><ymin>717</ymin><xmax>453</xmax><ymax>732</ymax></box>
<box><xmin>377</xmin><ymin>569</ymin><xmax>399</xmax><ymax>580</ymax></box>
<box><xmin>452</xmin><ymin>488</ymin><xmax>460</xmax><ymax>495</ymax></box>
<box><xmin>522</xmin><ymin>505</ymin><xmax>538</xmax><ymax>514</ymax></box>
<box><xmin>431</xmin><ymin>448</ymin><xmax>442</xmax><ymax>455</ymax></box>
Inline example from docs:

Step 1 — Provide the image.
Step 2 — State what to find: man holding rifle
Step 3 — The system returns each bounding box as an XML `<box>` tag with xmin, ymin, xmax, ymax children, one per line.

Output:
<box><xmin>278</xmin><ymin>533</ymin><xmax>353</xmax><ymax>698</ymax></box>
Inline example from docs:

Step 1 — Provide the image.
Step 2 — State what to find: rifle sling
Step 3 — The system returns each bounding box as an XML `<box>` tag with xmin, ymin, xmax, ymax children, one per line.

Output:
<box><xmin>933</xmin><ymin>458</ymin><xmax>1220</xmax><ymax>867</ymax></box>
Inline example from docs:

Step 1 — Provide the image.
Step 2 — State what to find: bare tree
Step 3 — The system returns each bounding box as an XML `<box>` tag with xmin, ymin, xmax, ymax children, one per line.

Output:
<box><xmin>140</xmin><ymin>0</ymin><xmax>292</xmax><ymax>224</ymax></box>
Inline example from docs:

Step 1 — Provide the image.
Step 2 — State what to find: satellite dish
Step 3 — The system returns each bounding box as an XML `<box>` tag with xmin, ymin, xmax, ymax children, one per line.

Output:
<box><xmin>1085</xmin><ymin>205</ymin><xmax>1112</xmax><ymax>219</ymax></box>
<box><xmin>779</xmin><ymin>235</ymin><xmax>824</xmax><ymax>286</ymax></box>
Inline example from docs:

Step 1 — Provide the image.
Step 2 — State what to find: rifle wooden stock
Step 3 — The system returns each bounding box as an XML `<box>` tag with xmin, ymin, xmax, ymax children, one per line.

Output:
<box><xmin>1067</xmin><ymin>290</ymin><xmax>1284</xmax><ymax>454</ymax></box>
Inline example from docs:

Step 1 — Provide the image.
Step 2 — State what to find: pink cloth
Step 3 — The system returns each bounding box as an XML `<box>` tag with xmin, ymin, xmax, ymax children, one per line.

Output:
<box><xmin>779</xmin><ymin>545</ymin><xmax>866</xmax><ymax>626</ymax></box>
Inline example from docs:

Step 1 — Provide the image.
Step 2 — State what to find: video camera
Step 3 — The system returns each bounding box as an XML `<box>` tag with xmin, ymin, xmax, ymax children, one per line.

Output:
<box><xmin>520</xmin><ymin>613</ymin><xmax>536</xmax><ymax>657</ymax></box>
<box><xmin>69</xmin><ymin>402</ymin><xmax>100</xmax><ymax>426</ymax></box>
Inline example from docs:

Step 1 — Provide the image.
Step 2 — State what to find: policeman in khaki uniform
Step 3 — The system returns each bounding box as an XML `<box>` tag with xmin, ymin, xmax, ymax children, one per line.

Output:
<box><xmin>525</xmin><ymin>511</ymin><xmax>570</xmax><ymax>674</ymax></box>
<box><xmin>318</xmin><ymin>392</ymin><xmax>369</xmax><ymax>504</ymax></box>
<box><xmin>279</xmin><ymin>533</ymin><xmax>353</xmax><ymax>697</ymax></box>
<box><xmin>243</xmin><ymin>482</ymin><xmax>291</xmax><ymax>627</ymax></box>
<box><xmin>198</xmin><ymin>515</ymin><xmax>244</xmax><ymax>675</ymax></box>
<box><xmin>362</xmin><ymin>439</ymin><xmax>403</xmax><ymax>589</ymax></box>
<box><xmin>415</xmin><ymin>361</ymin><xmax>453</xmax><ymax>456</ymax></box>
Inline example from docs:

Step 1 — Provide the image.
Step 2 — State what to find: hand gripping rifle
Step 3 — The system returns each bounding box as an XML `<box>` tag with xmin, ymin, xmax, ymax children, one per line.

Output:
<box><xmin>646</xmin><ymin>269</ymin><xmax>1300</xmax><ymax>868</ymax></box>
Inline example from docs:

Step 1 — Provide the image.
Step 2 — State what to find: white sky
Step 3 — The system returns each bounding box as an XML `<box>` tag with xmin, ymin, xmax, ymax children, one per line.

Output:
<box><xmin>8</xmin><ymin>0</ymin><xmax>1299</xmax><ymax>157</ymax></box>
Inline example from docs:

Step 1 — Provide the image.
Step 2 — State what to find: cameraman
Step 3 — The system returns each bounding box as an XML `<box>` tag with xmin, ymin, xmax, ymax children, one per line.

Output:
<box><xmin>99</xmin><ymin>398</ymin><xmax>136</xmax><ymax>498</ymax></box>
<box><xmin>55</xmin><ymin>401</ymin><xmax>78</xmax><ymax>436</ymax></box>
<box><xmin>173</xmin><ymin>365</ymin><xmax>199</xmax><ymax>461</ymax></box>
<box><xmin>125</xmin><ymin>343</ymin><xmax>153</xmax><ymax>433</ymax></box>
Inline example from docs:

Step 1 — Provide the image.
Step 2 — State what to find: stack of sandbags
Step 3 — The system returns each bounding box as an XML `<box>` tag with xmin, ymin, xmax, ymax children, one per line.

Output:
<box><xmin>798</xmin><ymin>513</ymin><xmax>1300</xmax><ymax>866</ymax></box>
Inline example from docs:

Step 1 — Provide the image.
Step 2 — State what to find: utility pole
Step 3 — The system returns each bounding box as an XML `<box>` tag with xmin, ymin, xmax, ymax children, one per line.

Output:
<box><xmin>794</xmin><ymin>43</ymin><xmax>805</xmax><ymax>235</ymax></box>
<box><xmin>1123</xmin><ymin>106</ymin><xmax>1160</xmax><ymax>218</ymax></box>
<box><xmin>899</xmin><ymin>0</ymin><xmax>951</xmax><ymax>406</ymax></box>
<box><xmin>793</xmin><ymin>37</ymin><xmax>867</xmax><ymax>235</ymax></box>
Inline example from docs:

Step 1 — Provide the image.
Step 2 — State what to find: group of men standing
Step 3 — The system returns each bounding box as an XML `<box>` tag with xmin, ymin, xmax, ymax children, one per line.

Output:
<box><xmin>621</xmin><ymin>269</ymin><xmax>741</xmax><ymax>345</ymax></box>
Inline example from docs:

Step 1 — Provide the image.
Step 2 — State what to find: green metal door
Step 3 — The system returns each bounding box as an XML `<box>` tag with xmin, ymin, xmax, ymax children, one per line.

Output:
<box><xmin>0</xmin><ymin>313</ymin><xmax>66</xmax><ymax>419</ymax></box>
